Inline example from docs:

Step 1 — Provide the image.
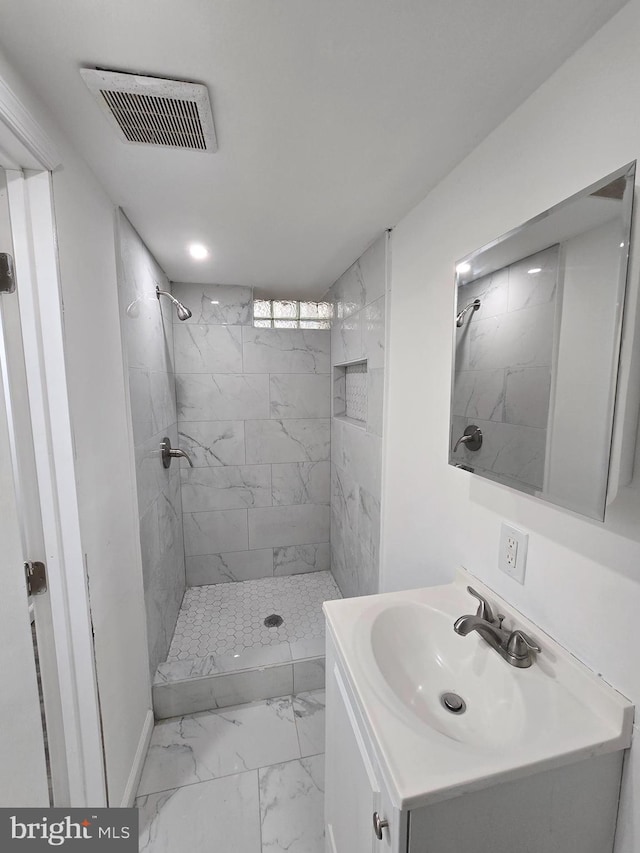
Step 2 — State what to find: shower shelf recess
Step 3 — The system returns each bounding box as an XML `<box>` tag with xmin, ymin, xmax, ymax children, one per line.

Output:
<box><xmin>334</xmin><ymin>358</ymin><xmax>367</xmax><ymax>429</ymax></box>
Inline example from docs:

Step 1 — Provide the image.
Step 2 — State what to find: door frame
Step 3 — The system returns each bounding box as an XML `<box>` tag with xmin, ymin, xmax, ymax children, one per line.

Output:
<box><xmin>0</xmin><ymin>74</ymin><xmax>106</xmax><ymax>805</ymax></box>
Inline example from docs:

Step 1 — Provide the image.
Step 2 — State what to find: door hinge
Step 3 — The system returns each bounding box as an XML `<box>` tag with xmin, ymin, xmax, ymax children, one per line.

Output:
<box><xmin>25</xmin><ymin>561</ymin><xmax>47</xmax><ymax>596</ymax></box>
<box><xmin>0</xmin><ymin>253</ymin><xmax>16</xmax><ymax>294</ymax></box>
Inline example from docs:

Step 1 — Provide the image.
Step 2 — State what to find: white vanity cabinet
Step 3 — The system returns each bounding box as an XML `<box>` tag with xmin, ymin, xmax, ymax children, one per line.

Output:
<box><xmin>325</xmin><ymin>641</ymin><xmax>404</xmax><ymax>853</ymax></box>
<box><xmin>324</xmin><ymin>577</ymin><xmax>632</xmax><ymax>853</ymax></box>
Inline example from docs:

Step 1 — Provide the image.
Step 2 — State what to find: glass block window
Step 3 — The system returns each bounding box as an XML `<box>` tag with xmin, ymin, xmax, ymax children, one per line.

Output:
<box><xmin>273</xmin><ymin>300</ymin><xmax>298</xmax><ymax>319</ymax></box>
<box><xmin>253</xmin><ymin>299</ymin><xmax>332</xmax><ymax>329</ymax></box>
<box><xmin>253</xmin><ymin>300</ymin><xmax>271</xmax><ymax>319</ymax></box>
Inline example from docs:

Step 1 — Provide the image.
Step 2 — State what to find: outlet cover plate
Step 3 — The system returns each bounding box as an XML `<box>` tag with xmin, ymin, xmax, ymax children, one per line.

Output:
<box><xmin>499</xmin><ymin>523</ymin><xmax>528</xmax><ymax>584</ymax></box>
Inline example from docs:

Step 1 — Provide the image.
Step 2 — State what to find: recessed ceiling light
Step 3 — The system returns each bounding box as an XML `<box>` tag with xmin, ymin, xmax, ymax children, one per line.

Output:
<box><xmin>456</xmin><ymin>262</ymin><xmax>471</xmax><ymax>274</ymax></box>
<box><xmin>620</xmin><ymin>242</ymin><xmax>625</xmax><ymax>248</ymax></box>
<box><xmin>528</xmin><ymin>267</ymin><xmax>542</xmax><ymax>274</ymax></box>
<box><xmin>188</xmin><ymin>243</ymin><xmax>209</xmax><ymax>260</ymax></box>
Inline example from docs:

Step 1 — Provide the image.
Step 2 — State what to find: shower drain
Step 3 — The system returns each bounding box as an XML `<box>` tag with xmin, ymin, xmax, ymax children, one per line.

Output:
<box><xmin>440</xmin><ymin>692</ymin><xmax>466</xmax><ymax>714</ymax></box>
<box><xmin>264</xmin><ymin>614</ymin><xmax>284</xmax><ymax>628</ymax></box>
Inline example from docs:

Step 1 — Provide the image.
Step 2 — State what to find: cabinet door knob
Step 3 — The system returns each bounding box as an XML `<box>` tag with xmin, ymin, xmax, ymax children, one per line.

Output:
<box><xmin>373</xmin><ymin>811</ymin><xmax>389</xmax><ymax>840</ymax></box>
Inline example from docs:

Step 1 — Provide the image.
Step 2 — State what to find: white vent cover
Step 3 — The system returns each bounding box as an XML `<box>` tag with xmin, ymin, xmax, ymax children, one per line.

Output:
<box><xmin>80</xmin><ymin>68</ymin><xmax>217</xmax><ymax>152</ymax></box>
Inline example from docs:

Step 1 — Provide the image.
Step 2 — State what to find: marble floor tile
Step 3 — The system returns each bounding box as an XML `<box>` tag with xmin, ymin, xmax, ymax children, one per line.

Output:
<box><xmin>137</xmin><ymin>696</ymin><xmax>301</xmax><ymax>796</ymax></box>
<box><xmin>259</xmin><ymin>754</ymin><xmax>325</xmax><ymax>853</ymax></box>
<box><xmin>293</xmin><ymin>690</ymin><xmax>326</xmax><ymax>757</ymax></box>
<box><xmin>137</xmin><ymin>771</ymin><xmax>261</xmax><ymax>853</ymax></box>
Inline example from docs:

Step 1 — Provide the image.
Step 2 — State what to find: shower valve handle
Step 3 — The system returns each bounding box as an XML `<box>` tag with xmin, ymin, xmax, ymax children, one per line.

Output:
<box><xmin>160</xmin><ymin>437</ymin><xmax>194</xmax><ymax>468</ymax></box>
<box><xmin>453</xmin><ymin>425</ymin><xmax>483</xmax><ymax>453</ymax></box>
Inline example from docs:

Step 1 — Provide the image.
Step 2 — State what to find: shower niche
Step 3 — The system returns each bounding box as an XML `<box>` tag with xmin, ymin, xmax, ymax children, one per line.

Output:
<box><xmin>334</xmin><ymin>359</ymin><xmax>368</xmax><ymax>427</ymax></box>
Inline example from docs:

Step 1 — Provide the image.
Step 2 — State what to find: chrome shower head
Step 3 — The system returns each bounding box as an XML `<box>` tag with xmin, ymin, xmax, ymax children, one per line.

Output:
<box><xmin>456</xmin><ymin>298</ymin><xmax>481</xmax><ymax>327</ymax></box>
<box><xmin>156</xmin><ymin>286</ymin><xmax>192</xmax><ymax>321</ymax></box>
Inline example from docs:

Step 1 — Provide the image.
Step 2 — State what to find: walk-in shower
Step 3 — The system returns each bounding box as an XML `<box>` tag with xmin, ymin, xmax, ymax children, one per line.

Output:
<box><xmin>117</xmin><ymin>209</ymin><xmax>338</xmax><ymax>721</ymax></box>
<box><xmin>117</xmin><ymin>213</ymin><xmax>390</xmax><ymax>729</ymax></box>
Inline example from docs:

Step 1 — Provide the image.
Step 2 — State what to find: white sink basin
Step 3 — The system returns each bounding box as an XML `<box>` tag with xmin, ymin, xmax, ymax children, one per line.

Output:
<box><xmin>370</xmin><ymin>602</ymin><xmax>526</xmax><ymax>748</ymax></box>
<box><xmin>324</xmin><ymin>569</ymin><xmax>634</xmax><ymax>809</ymax></box>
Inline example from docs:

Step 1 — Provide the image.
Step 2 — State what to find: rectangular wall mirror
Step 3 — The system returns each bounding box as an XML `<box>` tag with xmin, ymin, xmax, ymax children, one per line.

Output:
<box><xmin>449</xmin><ymin>162</ymin><xmax>636</xmax><ymax>520</ymax></box>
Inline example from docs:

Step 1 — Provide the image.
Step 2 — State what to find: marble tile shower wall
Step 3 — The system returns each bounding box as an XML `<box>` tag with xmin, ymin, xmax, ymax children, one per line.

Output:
<box><xmin>171</xmin><ymin>281</ymin><xmax>331</xmax><ymax>586</ymax></box>
<box><xmin>323</xmin><ymin>233</ymin><xmax>388</xmax><ymax>599</ymax></box>
<box><xmin>452</xmin><ymin>246</ymin><xmax>559</xmax><ymax>490</ymax></box>
<box><xmin>116</xmin><ymin>212</ymin><xmax>185</xmax><ymax>678</ymax></box>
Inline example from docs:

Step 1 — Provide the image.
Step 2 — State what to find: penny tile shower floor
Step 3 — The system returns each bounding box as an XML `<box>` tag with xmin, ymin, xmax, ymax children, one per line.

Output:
<box><xmin>166</xmin><ymin>571</ymin><xmax>341</xmax><ymax>661</ymax></box>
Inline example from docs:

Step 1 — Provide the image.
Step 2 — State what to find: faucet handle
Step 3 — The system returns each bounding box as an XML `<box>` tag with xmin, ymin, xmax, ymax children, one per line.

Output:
<box><xmin>160</xmin><ymin>437</ymin><xmax>194</xmax><ymax>468</ymax></box>
<box><xmin>507</xmin><ymin>629</ymin><xmax>541</xmax><ymax>661</ymax></box>
<box><xmin>466</xmin><ymin>586</ymin><xmax>496</xmax><ymax>624</ymax></box>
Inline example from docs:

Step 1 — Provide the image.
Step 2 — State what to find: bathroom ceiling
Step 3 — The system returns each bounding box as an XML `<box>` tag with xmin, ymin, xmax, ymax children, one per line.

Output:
<box><xmin>0</xmin><ymin>0</ymin><xmax>627</xmax><ymax>297</ymax></box>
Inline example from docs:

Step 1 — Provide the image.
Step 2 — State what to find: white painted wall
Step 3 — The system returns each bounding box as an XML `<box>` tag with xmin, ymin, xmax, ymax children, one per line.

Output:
<box><xmin>0</xmin><ymin>48</ymin><xmax>151</xmax><ymax>805</ymax></box>
<box><xmin>382</xmin><ymin>3</ymin><xmax>640</xmax><ymax>850</ymax></box>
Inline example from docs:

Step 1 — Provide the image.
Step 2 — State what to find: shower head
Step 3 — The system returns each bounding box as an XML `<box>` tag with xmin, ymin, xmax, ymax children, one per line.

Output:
<box><xmin>456</xmin><ymin>298</ymin><xmax>481</xmax><ymax>327</ymax></box>
<box><xmin>156</xmin><ymin>286</ymin><xmax>193</xmax><ymax>321</ymax></box>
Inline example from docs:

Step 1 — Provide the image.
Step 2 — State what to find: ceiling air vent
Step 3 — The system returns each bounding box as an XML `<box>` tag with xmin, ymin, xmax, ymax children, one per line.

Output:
<box><xmin>80</xmin><ymin>68</ymin><xmax>217</xmax><ymax>152</ymax></box>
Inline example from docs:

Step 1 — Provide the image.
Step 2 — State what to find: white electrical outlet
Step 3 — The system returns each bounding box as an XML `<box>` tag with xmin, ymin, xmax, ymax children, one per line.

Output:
<box><xmin>499</xmin><ymin>523</ymin><xmax>528</xmax><ymax>583</ymax></box>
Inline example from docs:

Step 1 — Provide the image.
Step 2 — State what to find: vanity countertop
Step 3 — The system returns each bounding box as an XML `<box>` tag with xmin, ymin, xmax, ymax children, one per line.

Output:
<box><xmin>323</xmin><ymin>568</ymin><xmax>634</xmax><ymax>810</ymax></box>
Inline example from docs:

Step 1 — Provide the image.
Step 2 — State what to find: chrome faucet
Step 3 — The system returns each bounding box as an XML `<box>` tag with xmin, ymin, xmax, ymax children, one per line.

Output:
<box><xmin>454</xmin><ymin>586</ymin><xmax>540</xmax><ymax>668</ymax></box>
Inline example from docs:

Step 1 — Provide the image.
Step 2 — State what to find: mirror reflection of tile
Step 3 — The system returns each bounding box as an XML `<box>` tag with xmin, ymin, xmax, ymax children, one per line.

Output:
<box><xmin>453</xmin><ymin>244</ymin><xmax>558</xmax><ymax>491</ymax></box>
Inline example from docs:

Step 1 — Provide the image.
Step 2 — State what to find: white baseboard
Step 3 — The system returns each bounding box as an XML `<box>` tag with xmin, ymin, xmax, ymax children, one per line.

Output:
<box><xmin>120</xmin><ymin>708</ymin><xmax>154</xmax><ymax>807</ymax></box>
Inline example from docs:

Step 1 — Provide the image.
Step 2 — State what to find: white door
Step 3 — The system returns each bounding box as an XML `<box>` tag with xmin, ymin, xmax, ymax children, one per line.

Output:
<box><xmin>0</xmin><ymin>165</ymin><xmax>52</xmax><ymax>805</ymax></box>
<box><xmin>0</xmin><ymin>83</ymin><xmax>106</xmax><ymax>807</ymax></box>
<box><xmin>0</xmin><ymin>305</ymin><xmax>49</xmax><ymax>805</ymax></box>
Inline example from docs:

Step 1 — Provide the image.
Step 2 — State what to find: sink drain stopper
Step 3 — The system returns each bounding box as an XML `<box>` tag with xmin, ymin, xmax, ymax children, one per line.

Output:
<box><xmin>440</xmin><ymin>692</ymin><xmax>466</xmax><ymax>714</ymax></box>
<box><xmin>264</xmin><ymin>614</ymin><xmax>284</xmax><ymax>628</ymax></box>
